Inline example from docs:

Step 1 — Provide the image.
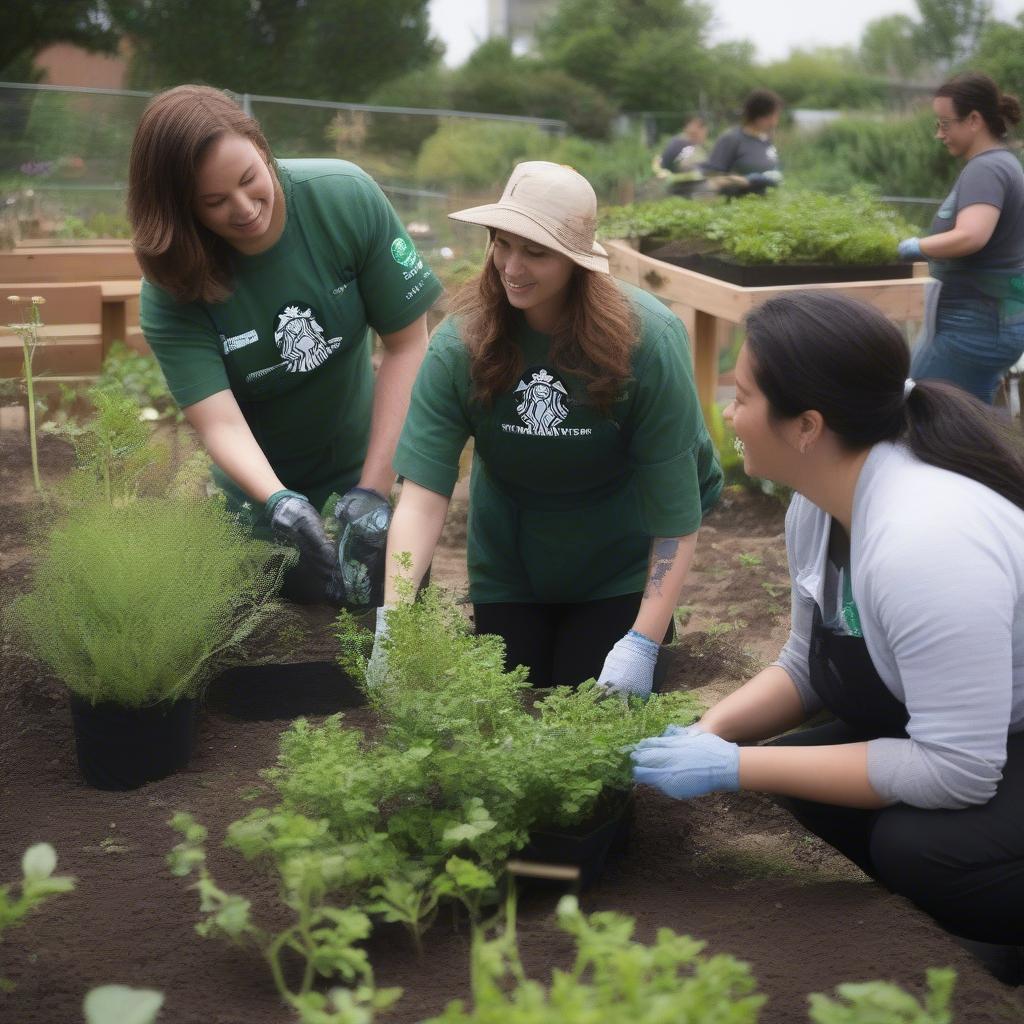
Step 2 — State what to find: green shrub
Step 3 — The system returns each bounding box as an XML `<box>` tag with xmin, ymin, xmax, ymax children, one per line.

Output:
<box><xmin>414</xmin><ymin>120</ymin><xmax>557</xmax><ymax>190</ymax></box>
<box><xmin>780</xmin><ymin>111</ymin><xmax>961</xmax><ymax>203</ymax></box>
<box><xmin>97</xmin><ymin>343</ymin><xmax>181</xmax><ymax>422</ymax></box>
<box><xmin>600</xmin><ymin>187</ymin><xmax>916</xmax><ymax>265</ymax></box>
<box><xmin>9</xmin><ymin>495</ymin><xmax>288</xmax><ymax>706</ymax></box>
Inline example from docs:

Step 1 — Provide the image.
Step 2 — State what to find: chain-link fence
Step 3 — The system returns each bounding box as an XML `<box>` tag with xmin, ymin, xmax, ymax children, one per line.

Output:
<box><xmin>0</xmin><ymin>81</ymin><xmax>570</xmax><ymax>264</ymax></box>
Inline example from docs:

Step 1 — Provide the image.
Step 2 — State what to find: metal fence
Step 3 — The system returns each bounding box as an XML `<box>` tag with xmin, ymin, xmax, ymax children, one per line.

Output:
<box><xmin>0</xmin><ymin>81</ymin><xmax>568</xmax><ymax>257</ymax></box>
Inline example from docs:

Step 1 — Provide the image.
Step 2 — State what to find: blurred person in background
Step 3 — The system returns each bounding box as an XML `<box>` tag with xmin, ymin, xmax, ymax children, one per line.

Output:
<box><xmin>899</xmin><ymin>72</ymin><xmax>1024</xmax><ymax>404</ymax></box>
<box><xmin>702</xmin><ymin>89</ymin><xmax>784</xmax><ymax>196</ymax></box>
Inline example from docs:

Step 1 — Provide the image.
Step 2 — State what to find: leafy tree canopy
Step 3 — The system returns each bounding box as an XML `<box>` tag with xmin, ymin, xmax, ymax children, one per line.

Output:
<box><xmin>1</xmin><ymin>0</ymin><xmax>121</xmax><ymax>77</ymax></box>
<box><xmin>112</xmin><ymin>0</ymin><xmax>441</xmax><ymax>102</ymax></box>
<box><xmin>971</xmin><ymin>13</ymin><xmax>1024</xmax><ymax>103</ymax></box>
<box><xmin>859</xmin><ymin>14</ymin><xmax>925</xmax><ymax>79</ymax></box>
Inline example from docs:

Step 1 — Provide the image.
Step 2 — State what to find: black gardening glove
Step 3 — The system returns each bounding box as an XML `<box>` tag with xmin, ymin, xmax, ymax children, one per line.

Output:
<box><xmin>266</xmin><ymin>489</ymin><xmax>344</xmax><ymax>603</ymax></box>
<box><xmin>334</xmin><ymin>486</ymin><xmax>393</xmax><ymax>609</ymax></box>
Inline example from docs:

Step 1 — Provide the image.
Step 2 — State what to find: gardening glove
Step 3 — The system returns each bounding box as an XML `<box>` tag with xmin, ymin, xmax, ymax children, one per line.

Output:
<box><xmin>898</xmin><ymin>237</ymin><xmax>923</xmax><ymax>261</ymax></box>
<box><xmin>266</xmin><ymin>489</ymin><xmax>344</xmax><ymax>603</ymax></box>
<box><xmin>365</xmin><ymin>603</ymin><xmax>395</xmax><ymax>691</ymax></box>
<box><xmin>335</xmin><ymin>487</ymin><xmax>392</xmax><ymax>609</ymax></box>
<box><xmin>631</xmin><ymin>729</ymin><xmax>740</xmax><ymax>800</ymax></box>
<box><xmin>597</xmin><ymin>630</ymin><xmax>659</xmax><ymax>699</ymax></box>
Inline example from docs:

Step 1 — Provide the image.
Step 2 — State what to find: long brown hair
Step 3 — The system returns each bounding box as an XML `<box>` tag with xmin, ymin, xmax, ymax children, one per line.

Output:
<box><xmin>745</xmin><ymin>292</ymin><xmax>1024</xmax><ymax>511</ymax></box>
<box><xmin>127</xmin><ymin>85</ymin><xmax>280</xmax><ymax>304</ymax></box>
<box><xmin>449</xmin><ymin>240</ymin><xmax>639</xmax><ymax>412</ymax></box>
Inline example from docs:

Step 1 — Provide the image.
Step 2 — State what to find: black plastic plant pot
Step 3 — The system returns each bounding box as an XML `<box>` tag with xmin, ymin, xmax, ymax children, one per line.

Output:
<box><xmin>69</xmin><ymin>694</ymin><xmax>198</xmax><ymax>791</ymax></box>
<box><xmin>206</xmin><ymin>661</ymin><xmax>367</xmax><ymax>721</ymax></box>
<box><xmin>639</xmin><ymin>240</ymin><xmax>914</xmax><ymax>287</ymax></box>
<box><xmin>518</xmin><ymin>790</ymin><xmax>635</xmax><ymax>891</ymax></box>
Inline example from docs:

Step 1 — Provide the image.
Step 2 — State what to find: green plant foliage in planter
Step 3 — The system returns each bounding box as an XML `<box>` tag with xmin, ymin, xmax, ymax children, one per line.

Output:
<box><xmin>599</xmin><ymin>187</ymin><xmax>918</xmax><ymax>271</ymax></box>
<box><xmin>169</xmin><ymin>584</ymin><xmax>700</xmax><ymax>984</ymax></box>
<box><xmin>8</xmin><ymin>494</ymin><xmax>290</xmax><ymax>788</ymax></box>
<box><xmin>10</xmin><ymin>496</ymin><xmax>288</xmax><ymax>708</ymax></box>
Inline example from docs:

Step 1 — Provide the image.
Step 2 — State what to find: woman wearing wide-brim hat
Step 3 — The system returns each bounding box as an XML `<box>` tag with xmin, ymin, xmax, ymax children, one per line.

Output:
<box><xmin>370</xmin><ymin>161</ymin><xmax>722</xmax><ymax>695</ymax></box>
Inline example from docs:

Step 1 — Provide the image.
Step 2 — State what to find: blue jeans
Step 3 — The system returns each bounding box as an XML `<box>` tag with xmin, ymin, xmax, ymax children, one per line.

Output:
<box><xmin>911</xmin><ymin>284</ymin><xmax>1024</xmax><ymax>404</ymax></box>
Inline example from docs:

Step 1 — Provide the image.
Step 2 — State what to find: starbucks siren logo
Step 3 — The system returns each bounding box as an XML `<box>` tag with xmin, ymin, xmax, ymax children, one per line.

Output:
<box><xmin>390</xmin><ymin>236</ymin><xmax>419</xmax><ymax>269</ymax></box>
<box><xmin>515</xmin><ymin>368</ymin><xmax>569</xmax><ymax>436</ymax></box>
<box><xmin>274</xmin><ymin>305</ymin><xmax>341</xmax><ymax>373</ymax></box>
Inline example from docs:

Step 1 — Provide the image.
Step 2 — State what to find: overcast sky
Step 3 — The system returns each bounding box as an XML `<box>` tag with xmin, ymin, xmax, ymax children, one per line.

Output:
<box><xmin>430</xmin><ymin>0</ymin><xmax>1024</xmax><ymax>66</ymax></box>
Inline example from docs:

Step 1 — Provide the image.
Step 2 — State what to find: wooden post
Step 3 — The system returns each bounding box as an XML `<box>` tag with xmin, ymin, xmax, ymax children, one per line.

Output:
<box><xmin>693</xmin><ymin>309</ymin><xmax>719</xmax><ymax>423</ymax></box>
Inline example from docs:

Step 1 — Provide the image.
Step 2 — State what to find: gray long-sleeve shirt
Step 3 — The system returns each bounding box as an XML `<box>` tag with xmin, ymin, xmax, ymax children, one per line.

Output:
<box><xmin>774</xmin><ymin>442</ymin><xmax>1024</xmax><ymax>809</ymax></box>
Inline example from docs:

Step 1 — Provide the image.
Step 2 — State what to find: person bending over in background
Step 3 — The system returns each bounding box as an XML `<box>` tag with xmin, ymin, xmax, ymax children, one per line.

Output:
<box><xmin>702</xmin><ymin>88</ymin><xmax>784</xmax><ymax>196</ymax></box>
<box><xmin>899</xmin><ymin>72</ymin><xmax>1024</xmax><ymax>404</ymax></box>
<box><xmin>632</xmin><ymin>292</ymin><xmax>1024</xmax><ymax>983</ymax></box>
<box><xmin>128</xmin><ymin>85</ymin><xmax>442</xmax><ymax>606</ymax></box>
<box><xmin>371</xmin><ymin>161</ymin><xmax>722</xmax><ymax>697</ymax></box>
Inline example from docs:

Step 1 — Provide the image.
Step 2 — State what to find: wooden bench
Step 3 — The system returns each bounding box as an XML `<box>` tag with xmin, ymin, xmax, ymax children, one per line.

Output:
<box><xmin>0</xmin><ymin>246</ymin><xmax>141</xmax><ymax>284</ymax></box>
<box><xmin>0</xmin><ymin>284</ymin><xmax>104</xmax><ymax>378</ymax></box>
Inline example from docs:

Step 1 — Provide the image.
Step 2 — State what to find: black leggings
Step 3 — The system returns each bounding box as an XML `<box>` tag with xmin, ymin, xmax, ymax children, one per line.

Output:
<box><xmin>771</xmin><ymin>721</ymin><xmax>1024</xmax><ymax>944</ymax></box>
<box><xmin>473</xmin><ymin>593</ymin><xmax>673</xmax><ymax>689</ymax></box>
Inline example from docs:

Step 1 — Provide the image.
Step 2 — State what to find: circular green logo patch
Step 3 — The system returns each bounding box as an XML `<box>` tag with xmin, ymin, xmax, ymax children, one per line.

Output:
<box><xmin>390</xmin><ymin>236</ymin><xmax>418</xmax><ymax>269</ymax></box>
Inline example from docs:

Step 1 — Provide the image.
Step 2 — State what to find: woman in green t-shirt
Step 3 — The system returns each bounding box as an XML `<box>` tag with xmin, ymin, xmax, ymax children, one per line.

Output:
<box><xmin>128</xmin><ymin>85</ymin><xmax>442</xmax><ymax>606</ymax></box>
<box><xmin>372</xmin><ymin>161</ymin><xmax>722</xmax><ymax>696</ymax></box>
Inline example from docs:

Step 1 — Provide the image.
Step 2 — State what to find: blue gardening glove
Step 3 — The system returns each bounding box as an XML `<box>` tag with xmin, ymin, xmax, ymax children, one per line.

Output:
<box><xmin>335</xmin><ymin>487</ymin><xmax>392</xmax><ymax>609</ymax></box>
<box><xmin>365</xmin><ymin>603</ymin><xmax>394</xmax><ymax>691</ymax></box>
<box><xmin>266</xmin><ymin>489</ymin><xmax>344</xmax><ymax>603</ymax></box>
<box><xmin>898</xmin><ymin>237</ymin><xmax>923</xmax><ymax>261</ymax></box>
<box><xmin>631</xmin><ymin>729</ymin><xmax>740</xmax><ymax>799</ymax></box>
<box><xmin>597</xmin><ymin>629</ymin><xmax>659</xmax><ymax>699</ymax></box>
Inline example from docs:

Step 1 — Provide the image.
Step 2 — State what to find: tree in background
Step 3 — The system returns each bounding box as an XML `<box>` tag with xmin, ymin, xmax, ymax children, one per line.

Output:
<box><xmin>915</xmin><ymin>0</ymin><xmax>992</xmax><ymax>67</ymax></box>
<box><xmin>859</xmin><ymin>15</ymin><xmax>925</xmax><ymax>80</ymax></box>
<box><xmin>112</xmin><ymin>0</ymin><xmax>440</xmax><ymax>102</ymax></box>
<box><xmin>1</xmin><ymin>0</ymin><xmax>122</xmax><ymax>79</ymax></box>
<box><xmin>970</xmin><ymin>13</ymin><xmax>1024</xmax><ymax>100</ymax></box>
<box><xmin>761</xmin><ymin>47</ymin><xmax>890</xmax><ymax>109</ymax></box>
<box><xmin>535</xmin><ymin>0</ymin><xmax>752</xmax><ymax>116</ymax></box>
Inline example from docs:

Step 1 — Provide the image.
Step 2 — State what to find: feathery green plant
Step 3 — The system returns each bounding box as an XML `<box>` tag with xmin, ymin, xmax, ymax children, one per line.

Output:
<box><xmin>9</xmin><ymin>495</ymin><xmax>290</xmax><ymax>706</ymax></box>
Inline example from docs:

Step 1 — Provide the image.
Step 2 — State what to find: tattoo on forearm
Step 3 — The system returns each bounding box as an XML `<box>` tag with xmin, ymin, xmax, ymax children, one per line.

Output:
<box><xmin>645</xmin><ymin>538</ymin><xmax>679</xmax><ymax>597</ymax></box>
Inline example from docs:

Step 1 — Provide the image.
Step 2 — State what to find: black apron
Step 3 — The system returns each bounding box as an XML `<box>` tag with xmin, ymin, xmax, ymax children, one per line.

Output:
<box><xmin>808</xmin><ymin>603</ymin><xmax>909</xmax><ymax>738</ymax></box>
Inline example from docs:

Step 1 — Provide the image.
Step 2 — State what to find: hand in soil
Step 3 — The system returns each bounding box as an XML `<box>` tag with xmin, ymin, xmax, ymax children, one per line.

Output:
<box><xmin>632</xmin><ymin>728</ymin><xmax>740</xmax><ymax>798</ymax></box>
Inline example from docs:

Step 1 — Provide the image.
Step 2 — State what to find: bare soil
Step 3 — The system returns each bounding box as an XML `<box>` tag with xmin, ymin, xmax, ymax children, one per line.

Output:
<box><xmin>2</xmin><ymin>429</ymin><xmax>1021</xmax><ymax>1024</ymax></box>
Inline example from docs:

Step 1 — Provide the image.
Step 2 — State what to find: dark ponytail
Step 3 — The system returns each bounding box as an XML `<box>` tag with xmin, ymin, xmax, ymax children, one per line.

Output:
<box><xmin>935</xmin><ymin>71</ymin><xmax>1023</xmax><ymax>138</ymax></box>
<box><xmin>745</xmin><ymin>292</ymin><xmax>1024</xmax><ymax>512</ymax></box>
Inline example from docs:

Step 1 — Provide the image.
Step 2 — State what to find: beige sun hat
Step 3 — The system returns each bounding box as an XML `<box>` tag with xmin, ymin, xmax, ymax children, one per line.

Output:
<box><xmin>449</xmin><ymin>161</ymin><xmax>609</xmax><ymax>274</ymax></box>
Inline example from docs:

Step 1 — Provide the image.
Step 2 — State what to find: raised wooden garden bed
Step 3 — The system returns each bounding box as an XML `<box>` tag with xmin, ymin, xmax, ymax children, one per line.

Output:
<box><xmin>607</xmin><ymin>238</ymin><xmax>931</xmax><ymax>424</ymax></box>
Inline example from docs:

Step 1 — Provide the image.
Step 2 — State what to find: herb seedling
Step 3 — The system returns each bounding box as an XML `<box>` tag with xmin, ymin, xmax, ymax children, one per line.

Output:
<box><xmin>6</xmin><ymin>294</ymin><xmax>46</xmax><ymax>491</ymax></box>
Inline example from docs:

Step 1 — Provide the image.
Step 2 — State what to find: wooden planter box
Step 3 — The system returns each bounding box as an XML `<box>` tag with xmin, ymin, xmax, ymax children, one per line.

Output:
<box><xmin>607</xmin><ymin>238</ymin><xmax>931</xmax><ymax>425</ymax></box>
<box><xmin>640</xmin><ymin>238</ymin><xmax>913</xmax><ymax>288</ymax></box>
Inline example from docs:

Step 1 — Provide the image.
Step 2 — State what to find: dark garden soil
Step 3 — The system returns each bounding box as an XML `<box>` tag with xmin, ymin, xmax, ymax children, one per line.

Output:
<box><xmin>2</xmin><ymin>430</ymin><xmax>1022</xmax><ymax>1024</ymax></box>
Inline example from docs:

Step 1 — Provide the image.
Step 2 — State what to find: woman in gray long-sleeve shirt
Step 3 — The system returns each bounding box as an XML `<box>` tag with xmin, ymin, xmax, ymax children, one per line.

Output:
<box><xmin>630</xmin><ymin>292</ymin><xmax>1024</xmax><ymax>980</ymax></box>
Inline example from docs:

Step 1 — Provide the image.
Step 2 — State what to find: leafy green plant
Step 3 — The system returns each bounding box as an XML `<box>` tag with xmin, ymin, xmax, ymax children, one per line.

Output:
<box><xmin>808</xmin><ymin>968</ymin><xmax>956</xmax><ymax>1023</ymax></box>
<box><xmin>83</xmin><ymin>986</ymin><xmax>164</xmax><ymax>1024</ymax></box>
<box><xmin>168</xmin><ymin>813</ymin><xmax>401</xmax><ymax>1024</ymax></box>
<box><xmin>424</xmin><ymin>893</ymin><xmax>766</xmax><ymax>1023</ymax></box>
<box><xmin>599</xmin><ymin>187</ymin><xmax>917</xmax><ymax>266</ymax></box>
<box><xmin>48</xmin><ymin>384</ymin><xmax>167</xmax><ymax>507</ymax></box>
<box><xmin>6</xmin><ymin>294</ymin><xmax>46</xmax><ymax>492</ymax></box>
<box><xmin>1</xmin><ymin>844</ymin><xmax>76</xmax><ymax>992</ymax></box>
<box><xmin>8</xmin><ymin>495</ymin><xmax>290</xmax><ymax>706</ymax></box>
<box><xmin>97</xmin><ymin>343</ymin><xmax>181</xmax><ymax>423</ymax></box>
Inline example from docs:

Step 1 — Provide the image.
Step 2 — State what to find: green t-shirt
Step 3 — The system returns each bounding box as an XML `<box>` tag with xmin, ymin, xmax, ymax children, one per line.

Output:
<box><xmin>394</xmin><ymin>283</ymin><xmax>723</xmax><ymax>603</ymax></box>
<box><xmin>140</xmin><ymin>159</ymin><xmax>443</xmax><ymax>512</ymax></box>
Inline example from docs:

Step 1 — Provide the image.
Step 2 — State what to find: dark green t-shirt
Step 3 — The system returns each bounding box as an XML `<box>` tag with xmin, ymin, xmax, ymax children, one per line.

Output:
<box><xmin>394</xmin><ymin>283</ymin><xmax>723</xmax><ymax>603</ymax></box>
<box><xmin>140</xmin><ymin>159</ymin><xmax>443</xmax><ymax>511</ymax></box>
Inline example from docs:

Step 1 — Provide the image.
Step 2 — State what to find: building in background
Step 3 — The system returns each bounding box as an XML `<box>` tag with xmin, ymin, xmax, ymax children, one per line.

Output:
<box><xmin>486</xmin><ymin>0</ymin><xmax>558</xmax><ymax>53</ymax></box>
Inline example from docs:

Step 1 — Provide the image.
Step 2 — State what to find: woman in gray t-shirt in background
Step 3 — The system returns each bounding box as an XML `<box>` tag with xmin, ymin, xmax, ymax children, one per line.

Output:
<box><xmin>899</xmin><ymin>72</ymin><xmax>1024</xmax><ymax>403</ymax></box>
